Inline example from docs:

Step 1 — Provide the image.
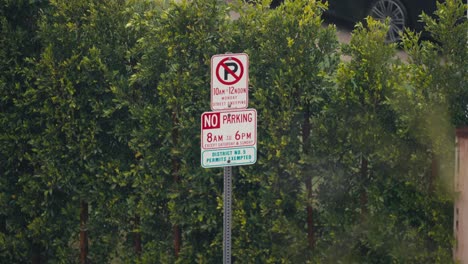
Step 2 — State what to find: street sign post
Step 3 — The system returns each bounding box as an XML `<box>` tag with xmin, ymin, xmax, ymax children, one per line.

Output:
<box><xmin>223</xmin><ymin>166</ymin><xmax>232</xmax><ymax>263</ymax></box>
<box><xmin>211</xmin><ymin>53</ymin><xmax>249</xmax><ymax>110</ymax></box>
<box><xmin>204</xmin><ymin>53</ymin><xmax>255</xmax><ymax>264</ymax></box>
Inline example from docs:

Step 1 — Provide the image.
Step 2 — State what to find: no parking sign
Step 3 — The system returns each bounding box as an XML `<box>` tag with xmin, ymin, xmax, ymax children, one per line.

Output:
<box><xmin>204</xmin><ymin>53</ymin><xmax>254</xmax><ymax>263</ymax></box>
<box><xmin>210</xmin><ymin>53</ymin><xmax>249</xmax><ymax>110</ymax></box>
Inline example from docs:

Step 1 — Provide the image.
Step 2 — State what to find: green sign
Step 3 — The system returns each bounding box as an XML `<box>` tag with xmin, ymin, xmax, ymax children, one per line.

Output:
<box><xmin>201</xmin><ymin>147</ymin><xmax>256</xmax><ymax>168</ymax></box>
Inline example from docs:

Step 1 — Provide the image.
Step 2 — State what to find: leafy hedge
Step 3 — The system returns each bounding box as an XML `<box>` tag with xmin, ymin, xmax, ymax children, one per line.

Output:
<box><xmin>1</xmin><ymin>0</ymin><xmax>466</xmax><ymax>263</ymax></box>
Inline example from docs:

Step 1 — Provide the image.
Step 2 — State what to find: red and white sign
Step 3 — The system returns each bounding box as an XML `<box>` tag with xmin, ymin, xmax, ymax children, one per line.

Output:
<box><xmin>201</xmin><ymin>109</ymin><xmax>256</xmax><ymax>150</ymax></box>
<box><xmin>211</xmin><ymin>53</ymin><xmax>249</xmax><ymax>111</ymax></box>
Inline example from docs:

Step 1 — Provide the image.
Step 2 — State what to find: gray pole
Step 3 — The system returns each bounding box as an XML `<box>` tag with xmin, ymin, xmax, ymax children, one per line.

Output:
<box><xmin>223</xmin><ymin>166</ymin><xmax>232</xmax><ymax>264</ymax></box>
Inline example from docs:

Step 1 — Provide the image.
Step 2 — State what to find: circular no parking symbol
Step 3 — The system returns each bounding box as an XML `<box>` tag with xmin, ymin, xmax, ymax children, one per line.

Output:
<box><xmin>216</xmin><ymin>57</ymin><xmax>244</xmax><ymax>85</ymax></box>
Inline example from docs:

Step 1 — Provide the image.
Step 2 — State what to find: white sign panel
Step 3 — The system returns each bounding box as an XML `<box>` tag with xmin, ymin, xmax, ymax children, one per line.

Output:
<box><xmin>211</xmin><ymin>53</ymin><xmax>249</xmax><ymax>110</ymax></box>
<box><xmin>201</xmin><ymin>109</ymin><xmax>256</xmax><ymax>149</ymax></box>
<box><xmin>201</xmin><ymin>109</ymin><xmax>257</xmax><ymax>168</ymax></box>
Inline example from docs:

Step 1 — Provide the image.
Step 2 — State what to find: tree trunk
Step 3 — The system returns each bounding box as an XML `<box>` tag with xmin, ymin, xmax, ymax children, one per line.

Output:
<box><xmin>305</xmin><ymin>177</ymin><xmax>314</xmax><ymax>249</ymax></box>
<box><xmin>133</xmin><ymin>214</ymin><xmax>142</xmax><ymax>256</ymax></box>
<box><xmin>360</xmin><ymin>157</ymin><xmax>368</xmax><ymax>216</ymax></box>
<box><xmin>429</xmin><ymin>155</ymin><xmax>438</xmax><ymax>192</ymax></box>
<box><xmin>302</xmin><ymin>109</ymin><xmax>314</xmax><ymax>250</ymax></box>
<box><xmin>80</xmin><ymin>200</ymin><xmax>89</xmax><ymax>264</ymax></box>
<box><xmin>31</xmin><ymin>242</ymin><xmax>42</xmax><ymax>264</ymax></box>
<box><xmin>0</xmin><ymin>215</ymin><xmax>5</xmax><ymax>233</ymax></box>
<box><xmin>173</xmin><ymin>224</ymin><xmax>181</xmax><ymax>258</ymax></box>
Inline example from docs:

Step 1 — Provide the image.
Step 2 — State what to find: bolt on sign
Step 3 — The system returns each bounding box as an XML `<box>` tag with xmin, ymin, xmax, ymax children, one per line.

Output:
<box><xmin>201</xmin><ymin>109</ymin><xmax>257</xmax><ymax>168</ymax></box>
<box><xmin>211</xmin><ymin>53</ymin><xmax>249</xmax><ymax>111</ymax></box>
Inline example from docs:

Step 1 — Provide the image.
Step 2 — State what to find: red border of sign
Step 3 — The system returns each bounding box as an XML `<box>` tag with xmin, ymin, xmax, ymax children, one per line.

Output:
<box><xmin>200</xmin><ymin>109</ymin><xmax>257</xmax><ymax>150</ymax></box>
<box><xmin>210</xmin><ymin>53</ymin><xmax>249</xmax><ymax>111</ymax></box>
<box><xmin>215</xmin><ymin>57</ymin><xmax>244</xmax><ymax>85</ymax></box>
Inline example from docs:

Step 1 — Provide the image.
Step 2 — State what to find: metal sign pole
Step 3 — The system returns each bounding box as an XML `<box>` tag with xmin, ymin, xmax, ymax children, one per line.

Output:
<box><xmin>223</xmin><ymin>166</ymin><xmax>232</xmax><ymax>264</ymax></box>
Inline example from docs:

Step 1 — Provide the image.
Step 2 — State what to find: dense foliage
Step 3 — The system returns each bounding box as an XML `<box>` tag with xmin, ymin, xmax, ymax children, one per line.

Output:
<box><xmin>1</xmin><ymin>0</ymin><xmax>466</xmax><ymax>263</ymax></box>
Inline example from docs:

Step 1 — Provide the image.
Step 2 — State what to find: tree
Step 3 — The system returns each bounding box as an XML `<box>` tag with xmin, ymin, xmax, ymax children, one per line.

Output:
<box><xmin>226</xmin><ymin>0</ymin><xmax>339</xmax><ymax>261</ymax></box>
<box><xmin>124</xmin><ymin>0</ymin><xmax>231</xmax><ymax>261</ymax></box>
<box><xmin>12</xmin><ymin>0</ymin><xmax>138</xmax><ymax>262</ymax></box>
<box><xmin>402</xmin><ymin>0</ymin><xmax>467</xmax><ymax>128</ymax></box>
<box><xmin>315</xmin><ymin>6</ymin><xmax>459</xmax><ymax>262</ymax></box>
<box><xmin>0</xmin><ymin>0</ymin><xmax>49</xmax><ymax>262</ymax></box>
<box><xmin>0</xmin><ymin>0</ymin><xmax>462</xmax><ymax>262</ymax></box>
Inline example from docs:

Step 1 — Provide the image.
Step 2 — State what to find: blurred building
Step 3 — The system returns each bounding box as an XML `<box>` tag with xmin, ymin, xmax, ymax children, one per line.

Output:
<box><xmin>455</xmin><ymin>127</ymin><xmax>468</xmax><ymax>264</ymax></box>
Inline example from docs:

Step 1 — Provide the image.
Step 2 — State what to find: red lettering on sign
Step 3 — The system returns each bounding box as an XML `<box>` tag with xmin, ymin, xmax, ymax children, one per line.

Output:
<box><xmin>202</xmin><ymin>112</ymin><xmax>221</xmax><ymax>129</ymax></box>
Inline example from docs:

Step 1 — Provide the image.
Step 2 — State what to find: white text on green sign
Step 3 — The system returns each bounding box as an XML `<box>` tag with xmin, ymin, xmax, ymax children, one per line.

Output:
<box><xmin>201</xmin><ymin>147</ymin><xmax>256</xmax><ymax>168</ymax></box>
